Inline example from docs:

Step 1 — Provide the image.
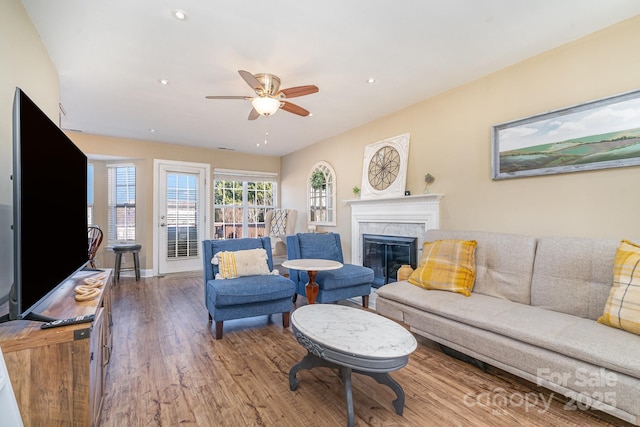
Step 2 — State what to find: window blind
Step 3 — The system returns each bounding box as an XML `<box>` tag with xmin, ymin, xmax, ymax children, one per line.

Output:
<box><xmin>213</xmin><ymin>168</ymin><xmax>278</xmax><ymax>183</ymax></box>
<box><xmin>87</xmin><ymin>163</ymin><xmax>94</xmax><ymax>226</ymax></box>
<box><xmin>107</xmin><ymin>163</ymin><xmax>136</xmax><ymax>242</ymax></box>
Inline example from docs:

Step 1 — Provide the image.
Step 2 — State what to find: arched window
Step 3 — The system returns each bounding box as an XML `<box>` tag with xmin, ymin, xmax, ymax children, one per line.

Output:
<box><xmin>307</xmin><ymin>161</ymin><xmax>336</xmax><ymax>226</ymax></box>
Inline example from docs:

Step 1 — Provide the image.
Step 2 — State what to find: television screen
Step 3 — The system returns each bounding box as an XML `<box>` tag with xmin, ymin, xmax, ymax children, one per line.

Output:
<box><xmin>9</xmin><ymin>87</ymin><xmax>88</xmax><ymax>321</ymax></box>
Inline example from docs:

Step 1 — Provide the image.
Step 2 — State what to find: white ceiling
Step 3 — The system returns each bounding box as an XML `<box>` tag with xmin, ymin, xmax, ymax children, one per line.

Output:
<box><xmin>21</xmin><ymin>0</ymin><xmax>640</xmax><ymax>156</ymax></box>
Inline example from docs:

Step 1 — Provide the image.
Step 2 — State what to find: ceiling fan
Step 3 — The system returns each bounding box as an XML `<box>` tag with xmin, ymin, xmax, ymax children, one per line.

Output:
<box><xmin>206</xmin><ymin>70</ymin><xmax>318</xmax><ymax>120</ymax></box>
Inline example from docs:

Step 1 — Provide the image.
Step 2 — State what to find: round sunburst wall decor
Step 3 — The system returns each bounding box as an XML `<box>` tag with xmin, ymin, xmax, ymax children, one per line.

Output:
<box><xmin>361</xmin><ymin>133</ymin><xmax>410</xmax><ymax>199</ymax></box>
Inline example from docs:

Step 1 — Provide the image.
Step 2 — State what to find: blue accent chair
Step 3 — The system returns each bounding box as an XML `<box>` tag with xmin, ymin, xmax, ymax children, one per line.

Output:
<box><xmin>202</xmin><ymin>237</ymin><xmax>296</xmax><ymax>339</ymax></box>
<box><xmin>286</xmin><ymin>232</ymin><xmax>374</xmax><ymax>307</ymax></box>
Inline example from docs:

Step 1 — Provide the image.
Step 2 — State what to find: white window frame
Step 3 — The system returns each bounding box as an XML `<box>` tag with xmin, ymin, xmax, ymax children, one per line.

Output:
<box><xmin>107</xmin><ymin>163</ymin><xmax>136</xmax><ymax>244</ymax></box>
<box><xmin>213</xmin><ymin>168</ymin><xmax>278</xmax><ymax>240</ymax></box>
<box><xmin>307</xmin><ymin>161</ymin><xmax>336</xmax><ymax>226</ymax></box>
<box><xmin>87</xmin><ymin>163</ymin><xmax>94</xmax><ymax>226</ymax></box>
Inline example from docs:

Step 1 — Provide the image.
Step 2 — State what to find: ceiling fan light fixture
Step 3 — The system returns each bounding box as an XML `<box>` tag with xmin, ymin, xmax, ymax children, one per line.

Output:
<box><xmin>251</xmin><ymin>97</ymin><xmax>280</xmax><ymax>116</ymax></box>
<box><xmin>206</xmin><ymin>70</ymin><xmax>317</xmax><ymax>120</ymax></box>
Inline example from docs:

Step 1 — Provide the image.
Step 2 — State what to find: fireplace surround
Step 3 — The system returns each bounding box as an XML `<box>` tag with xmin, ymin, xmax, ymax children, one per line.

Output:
<box><xmin>346</xmin><ymin>194</ymin><xmax>443</xmax><ymax>267</ymax></box>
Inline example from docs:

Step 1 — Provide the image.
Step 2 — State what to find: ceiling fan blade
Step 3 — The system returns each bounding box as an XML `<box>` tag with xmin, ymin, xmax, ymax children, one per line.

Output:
<box><xmin>281</xmin><ymin>101</ymin><xmax>310</xmax><ymax>117</ymax></box>
<box><xmin>238</xmin><ymin>70</ymin><xmax>264</xmax><ymax>93</ymax></box>
<box><xmin>248</xmin><ymin>108</ymin><xmax>260</xmax><ymax>120</ymax></box>
<box><xmin>205</xmin><ymin>95</ymin><xmax>251</xmax><ymax>100</ymax></box>
<box><xmin>278</xmin><ymin>85</ymin><xmax>319</xmax><ymax>98</ymax></box>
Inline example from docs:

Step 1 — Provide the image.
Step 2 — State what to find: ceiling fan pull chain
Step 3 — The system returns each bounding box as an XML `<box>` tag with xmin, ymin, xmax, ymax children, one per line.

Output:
<box><xmin>257</xmin><ymin>122</ymin><xmax>269</xmax><ymax>147</ymax></box>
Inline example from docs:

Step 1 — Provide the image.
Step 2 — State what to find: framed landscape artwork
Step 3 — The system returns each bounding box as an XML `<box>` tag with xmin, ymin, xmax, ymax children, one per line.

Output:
<box><xmin>491</xmin><ymin>89</ymin><xmax>640</xmax><ymax>179</ymax></box>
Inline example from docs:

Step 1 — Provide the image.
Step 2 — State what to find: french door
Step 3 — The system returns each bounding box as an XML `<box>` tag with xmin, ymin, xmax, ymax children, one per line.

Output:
<box><xmin>154</xmin><ymin>160</ymin><xmax>210</xmax><ymax>275</ymax></box>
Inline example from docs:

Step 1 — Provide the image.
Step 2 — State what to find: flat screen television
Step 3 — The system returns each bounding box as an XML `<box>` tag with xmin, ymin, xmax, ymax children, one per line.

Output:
<box><xmin>0</xmin><ymin>88</ymin><xmax>88</xmax><ymax>323</ymax></box>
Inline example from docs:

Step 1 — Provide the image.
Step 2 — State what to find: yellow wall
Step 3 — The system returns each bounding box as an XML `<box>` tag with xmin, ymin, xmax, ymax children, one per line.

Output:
<box><xmin>4</xmin><ymin>0</ymin><xmax>640</xmax><ymax>280</ymax></box>
<box><xmin>282</xmin><ymin>15</ymin><xmax>640</xmax><ymax>262</ymax></box>
<box><xmin>69</xmin><ymin>132</ymin><xmax>282</xmax><ymax>270</ymax></box>
<box><xmin>0</xmin><ymin>0</ymin><xmax>59</xmax><ymax>300</ymax></box>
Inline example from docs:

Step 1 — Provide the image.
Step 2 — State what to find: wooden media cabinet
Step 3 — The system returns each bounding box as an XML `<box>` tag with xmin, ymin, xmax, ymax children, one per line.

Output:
<box><xmin>0</xmin><ymin>269</ymin><xmax>113</xmax><ymax>426</ymax></box>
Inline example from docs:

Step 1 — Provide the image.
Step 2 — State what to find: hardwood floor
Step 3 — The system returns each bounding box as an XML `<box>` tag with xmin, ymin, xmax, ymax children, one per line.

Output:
<box><xmin>99</xmin><ymin>275</ymin><xmax>633</xmax><ymax>427</ymax></box>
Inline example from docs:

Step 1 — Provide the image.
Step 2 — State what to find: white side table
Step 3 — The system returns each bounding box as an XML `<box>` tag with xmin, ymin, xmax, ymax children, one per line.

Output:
<box><xmin>281</xmin><ymin>259</ymin><xmax>342</xmax><ymax>304</ymax></box>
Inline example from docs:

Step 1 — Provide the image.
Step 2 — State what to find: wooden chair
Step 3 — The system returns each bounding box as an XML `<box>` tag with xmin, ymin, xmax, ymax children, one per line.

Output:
<box><xmin>87</xmin><ymin>225</ymin><xmax>103</xmax><ymax>268</ymax></box>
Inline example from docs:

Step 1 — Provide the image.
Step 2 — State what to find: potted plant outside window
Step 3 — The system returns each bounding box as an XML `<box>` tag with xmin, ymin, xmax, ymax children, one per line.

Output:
<box><xmin>310</xmin><ymin>170</ymin><xmax>326</xmax><ymax>190</ymax></box>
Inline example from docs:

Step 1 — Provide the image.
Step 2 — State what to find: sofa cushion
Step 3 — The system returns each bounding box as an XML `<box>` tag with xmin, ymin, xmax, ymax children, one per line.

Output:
<box><xmin>377</xmin><ymin>281</ymin><xmax>640</xmax><ymax>378</ymax></box>
<box><xmin>213</xmin><ymin>248</ymin><xmax>270</xmax><ymax>279</ymax></box>
<box><xmin>312</xmin><ymin>264</ymin><xmax>374</xmax><ymax>291</ymax></box>
<box><xmin>408</xmin><ymin>239</ymin><xmax>477</xmax><ymax>296</ymax></box>
<box><xmin>531</xmin><ymin>237</ymin><xmax>619</xmax><ymax>320</ymax></box>
<box><xmin>207</xmin><ymin>275</ymin><xmax>295</xmax><ymax>307</ymax></box>
<box><xmin>598</xmin><ymin>240</ymin><xmax>640</xmax><ymax>335</ymax></box>
<box><xmin>425</xmin><ymin>229</ymin><xmax>537</xmax><ymax>304</ymax></box>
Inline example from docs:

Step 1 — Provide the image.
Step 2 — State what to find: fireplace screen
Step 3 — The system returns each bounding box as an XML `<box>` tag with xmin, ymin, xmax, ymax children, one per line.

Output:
<box><xmin>362</xmin><ymin>234</ymin><xmax>417</xmax><ymax>287</ymax></box>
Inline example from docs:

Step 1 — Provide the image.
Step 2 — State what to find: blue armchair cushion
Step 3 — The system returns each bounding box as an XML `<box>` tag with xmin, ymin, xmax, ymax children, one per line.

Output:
<box><xmin>300</xmin><ymin>264</ymin><xmax>375</xmax><ymax>291</ymax></box>
<box><xmin>207</xmin><ymin>274</ymin><xmax>295</xmax><ymax>307</ymax></box>
<box><xmin>298</xmin><ymin>233</ymin><xmax>342</xmax><ymax>261</ymax></box>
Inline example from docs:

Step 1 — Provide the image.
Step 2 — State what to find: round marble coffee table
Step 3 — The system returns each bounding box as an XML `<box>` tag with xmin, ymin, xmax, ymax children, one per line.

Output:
<box><xmin>289</xmin><ymin>304</ymin><xmax>417</xmax><ymax>427</ymax></box>
<box><xmin>281</xmin><ymin>258</ymin><xmax>342</xmax><ymax>304</ymax></box>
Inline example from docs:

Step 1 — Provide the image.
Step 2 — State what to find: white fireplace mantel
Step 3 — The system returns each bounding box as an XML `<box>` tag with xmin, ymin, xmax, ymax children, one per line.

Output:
<box><xmin>346</xmin><ymin>194</ymin><xmax>444</xmax><ymax>264</ymax></box>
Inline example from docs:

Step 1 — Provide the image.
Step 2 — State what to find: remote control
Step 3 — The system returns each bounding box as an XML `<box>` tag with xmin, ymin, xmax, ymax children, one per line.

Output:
<box><xmin>40</xmin><ymin>314</ymin><xmax>95</xmax><ymax>329</ymax></box>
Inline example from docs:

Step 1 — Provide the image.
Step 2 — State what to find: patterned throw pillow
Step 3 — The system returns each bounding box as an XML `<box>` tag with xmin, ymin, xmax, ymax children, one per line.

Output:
<box><xmin>408</xmin><ymin>239</ymin><xmax>478</xmax><ymax>296</ymax></box>
<box><xmin>270</xmin><ymin>209</ymin><xmax>288</xmax><ymax>236</ymax></box>
<box><xmin>598</xmin><ymin>240</ymin><xmax>640</xmax><ymax>335</ymax></box>
<box><xmin>212</xmin><ymin>248</ymin><xmax>270</xmax><ymax>279</ymax></box>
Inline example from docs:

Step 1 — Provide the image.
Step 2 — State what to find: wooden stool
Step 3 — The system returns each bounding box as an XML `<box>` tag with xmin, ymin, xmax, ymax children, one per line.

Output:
<box><xmin>113</xmin><ymin>244</ymin><xmax>141</xmax><ymax>283</ymax></box>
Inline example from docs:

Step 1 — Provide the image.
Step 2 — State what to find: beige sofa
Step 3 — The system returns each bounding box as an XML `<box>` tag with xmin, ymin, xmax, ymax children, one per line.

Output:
<box><xmin>376</xmin><ymin>229</ymin><xmax>640</xmax><ymax>425</ymax></box>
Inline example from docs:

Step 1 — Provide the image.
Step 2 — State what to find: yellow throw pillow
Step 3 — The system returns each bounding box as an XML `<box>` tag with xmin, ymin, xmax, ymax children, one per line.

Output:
<box><xmin>215</xmin><ymin>248</ymin><xmax>270</xmax><ymax>279</ymax></box>
<box><xmin>408</xmin><ymin>239</ymin><xmax>477</xmax><ymax>296</ymax></box>
<box><xmin>598</xmin><ymin>240</ymin><xmax>640</xmax><ymax>335</ymax></box>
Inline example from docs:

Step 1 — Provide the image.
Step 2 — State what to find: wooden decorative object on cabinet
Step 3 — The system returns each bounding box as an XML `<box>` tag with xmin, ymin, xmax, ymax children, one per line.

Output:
<box><xmin>0</xmin><ymin>269</ymin><xmax>113</xmax><ymax>427</ymax></box>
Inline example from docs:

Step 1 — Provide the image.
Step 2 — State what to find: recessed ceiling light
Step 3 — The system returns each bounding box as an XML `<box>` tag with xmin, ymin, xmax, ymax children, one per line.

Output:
<box><xmin>148</xmin><ymin>129</ymin><xmax>156</xmax><ymax>133</ymax></box>
<box><xmin>366</xmin><ymin>77</ymin><xmax>376</xmax><ymax>84</ymax></box>
<box><xmin>172</xmin><ymin>10</ymin><xmax>188</xmax><ymax>21</ymax></box>
<box><xmin>159</xmin><ymin>79</ymin><xmax>169</xmax><ymax>85</ymax></box>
